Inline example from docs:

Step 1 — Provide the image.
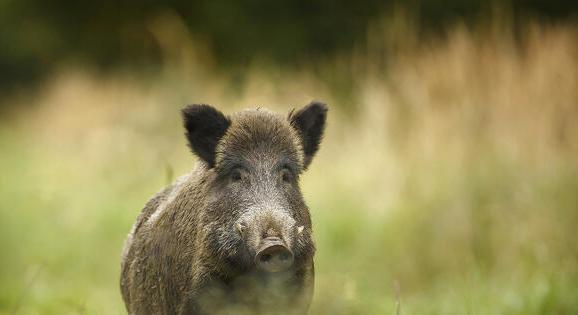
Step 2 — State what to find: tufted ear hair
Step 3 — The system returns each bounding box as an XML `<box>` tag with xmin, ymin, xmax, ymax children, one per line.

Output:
<box><xmin>182</xmin><ymin>104</ymin><xmax>231</xmax><ymax>168</ymax></box>
<box><xmin>288</xmin><ymin>101</ymin><xmax>328</xmax><ymax>169</ymax></box>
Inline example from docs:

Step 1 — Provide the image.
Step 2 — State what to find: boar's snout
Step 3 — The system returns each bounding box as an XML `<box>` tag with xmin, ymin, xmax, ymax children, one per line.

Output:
<box><xmin>255</xmin><ymin>237</ymin><xmax>294</xmax><ymax>273</ymax></box>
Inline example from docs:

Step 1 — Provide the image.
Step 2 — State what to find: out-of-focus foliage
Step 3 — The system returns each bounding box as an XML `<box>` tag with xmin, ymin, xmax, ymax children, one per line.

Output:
<box><xmin>1</xmin><ymin>0</ymin><xmax>577</xmax><ymax>91</ymax></box>
<box><xmin>1</xmin><ymin>8</ymin><xmax>577</xmax><ymax>313</ymax></box>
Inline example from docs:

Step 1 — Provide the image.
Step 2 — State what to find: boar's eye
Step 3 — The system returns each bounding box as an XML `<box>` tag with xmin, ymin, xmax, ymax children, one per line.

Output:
<box><xmin>230</xmin><ymin>168</ymin><xmax>243</xmax><ymax>182</ymax></box>
<box><xmin>281</xmin><ymin>167</ymin><xmax>294</xmax><ymax>183</ymax></box>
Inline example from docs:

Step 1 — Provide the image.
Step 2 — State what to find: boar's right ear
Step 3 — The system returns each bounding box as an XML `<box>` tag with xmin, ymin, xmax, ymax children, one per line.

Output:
<box><xmin>289</xmin><ymin>101</ymin><xmax>328</xmax><ymax>169</ymax></box>
<box><xmin>182</xmin><ymin>104</ymin><xmax>231</xmax><ymax>168</ymax></box>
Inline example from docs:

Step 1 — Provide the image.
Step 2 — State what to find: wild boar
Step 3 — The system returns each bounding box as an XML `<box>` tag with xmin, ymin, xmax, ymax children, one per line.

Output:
<box><xmin>120</xmin><ymin>102</ymin><xmax>328</xmax><ymax>314</ymax></box>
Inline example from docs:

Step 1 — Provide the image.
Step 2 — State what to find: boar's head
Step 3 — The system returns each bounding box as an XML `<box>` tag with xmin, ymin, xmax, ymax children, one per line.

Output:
<box><xmin>182</xmin><ymin>102</ymin><xmax>327</xmax><ymax>278</ymax></box>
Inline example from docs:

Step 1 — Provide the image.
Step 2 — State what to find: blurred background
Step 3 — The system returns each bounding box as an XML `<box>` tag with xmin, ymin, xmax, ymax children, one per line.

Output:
<box><xmin>1</xmin><ymin>0</ymin><xmax>578</xmax><ymax>314</ymax></box>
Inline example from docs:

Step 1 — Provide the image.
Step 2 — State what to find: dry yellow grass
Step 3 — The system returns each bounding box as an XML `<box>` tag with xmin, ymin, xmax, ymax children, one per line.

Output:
<box><xmin>1</xmin><ymin>14</ymin><xmax>577</xmax><ymax>314</ymax></box>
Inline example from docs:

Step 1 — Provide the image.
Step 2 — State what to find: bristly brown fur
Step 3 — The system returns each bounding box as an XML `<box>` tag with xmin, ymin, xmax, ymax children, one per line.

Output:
<box><xmin>121</xmin><ymin>102</ymin><xmax>327</xmax><ymax>314</ymax></box>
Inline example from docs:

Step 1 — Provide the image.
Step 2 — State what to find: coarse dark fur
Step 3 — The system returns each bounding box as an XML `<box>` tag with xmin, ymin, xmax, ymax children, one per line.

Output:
<box><xmin>120</xmin><ymin>102</ymin><xmax>328</xmax><ymax>314</ymax></box>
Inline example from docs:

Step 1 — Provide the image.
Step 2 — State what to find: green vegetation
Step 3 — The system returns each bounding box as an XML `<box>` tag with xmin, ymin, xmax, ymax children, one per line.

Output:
<box><xmin>1</xmin><ymin>15</ymin><xmax>578</xmax><ymax>315</ymax></box>
<box><xmin>1</xmin><ymin>0</ymin><xmax>577</xmax><ymax>89</ymax></box>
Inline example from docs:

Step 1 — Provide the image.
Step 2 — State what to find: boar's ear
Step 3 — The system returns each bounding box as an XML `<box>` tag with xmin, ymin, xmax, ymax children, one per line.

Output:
<box><xmin>288</xmin><ymin>101</ymin><xmax>328</xmax><ymax>169</ymax></box>
<box><xmin>182</xmin><ymin>104</ymin><xmax>231</xmax><ymax>168</ymax></box>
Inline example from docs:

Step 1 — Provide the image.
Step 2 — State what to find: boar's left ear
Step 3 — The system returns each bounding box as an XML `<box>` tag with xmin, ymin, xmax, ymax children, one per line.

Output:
<box><xmin>289</xmin><ymin>101</ymin><xmax>328</xmax><ymax>169</ymax></box>
<box><xmin>182</xmin><ymin>104</ymin><xmax>231</xmax><ymax>168</ymax></box>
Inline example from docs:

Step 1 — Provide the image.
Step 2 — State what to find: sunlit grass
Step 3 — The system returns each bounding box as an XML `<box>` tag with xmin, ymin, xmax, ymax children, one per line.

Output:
<box><xmin>1</xmin><ymin>16</ymin><xmax>577</xmax><ymax>314</ymax></box>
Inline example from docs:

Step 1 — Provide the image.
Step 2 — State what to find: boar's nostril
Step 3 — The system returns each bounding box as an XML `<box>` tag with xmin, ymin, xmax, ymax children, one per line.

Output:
<box><xmin>261</xmin><ymin>254</ymin><xmax>272</xmax><ymax>262</ymax></box>
<box><xmin>280</xmin><ymin>252</ymin><xmax>291</xmax><ymax>261</ymax></box>
<box><xmin>255</xmin><ymin>238</ymin><xmax>294</xmax><ymax>273</ymax></box>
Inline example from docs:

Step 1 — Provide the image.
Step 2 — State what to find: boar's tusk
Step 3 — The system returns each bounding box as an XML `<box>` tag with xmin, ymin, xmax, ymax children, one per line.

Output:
<box><xmin>297</xmin><ymin>225</ymin><xmax>305</xmax><ymax>235</ymax></box>
<box><xmin>236</xmin><ymin>223</ymin><xmax>244</xmax><ymax>235</ymax></box>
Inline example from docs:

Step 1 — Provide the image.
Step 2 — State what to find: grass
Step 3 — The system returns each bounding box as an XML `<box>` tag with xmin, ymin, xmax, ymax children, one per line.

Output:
<box><xmin>1</xmin><ymin>15</ymin><xmax>578</xmax><ymax>314</ymax></box>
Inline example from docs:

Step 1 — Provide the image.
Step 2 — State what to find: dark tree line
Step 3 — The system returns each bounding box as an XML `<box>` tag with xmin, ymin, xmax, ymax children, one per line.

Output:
<box><xmin>0</xmin><ymin>0</ymin><xmax>576</xmax><ymax>90</ymax></box>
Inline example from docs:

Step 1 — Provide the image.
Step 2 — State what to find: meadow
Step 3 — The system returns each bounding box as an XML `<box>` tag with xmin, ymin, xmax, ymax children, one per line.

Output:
<box><xmin>1</xmin><ymin>15</ymin><xmax>577</xmax><ymax>314</ymax></box>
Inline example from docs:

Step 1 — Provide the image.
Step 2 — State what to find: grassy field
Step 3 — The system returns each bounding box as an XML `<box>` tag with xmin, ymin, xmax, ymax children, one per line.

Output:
<box><xmin>1</xmin><ymin>16</ymin><xmax>578</xmax><ymax>314</ymax></box>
